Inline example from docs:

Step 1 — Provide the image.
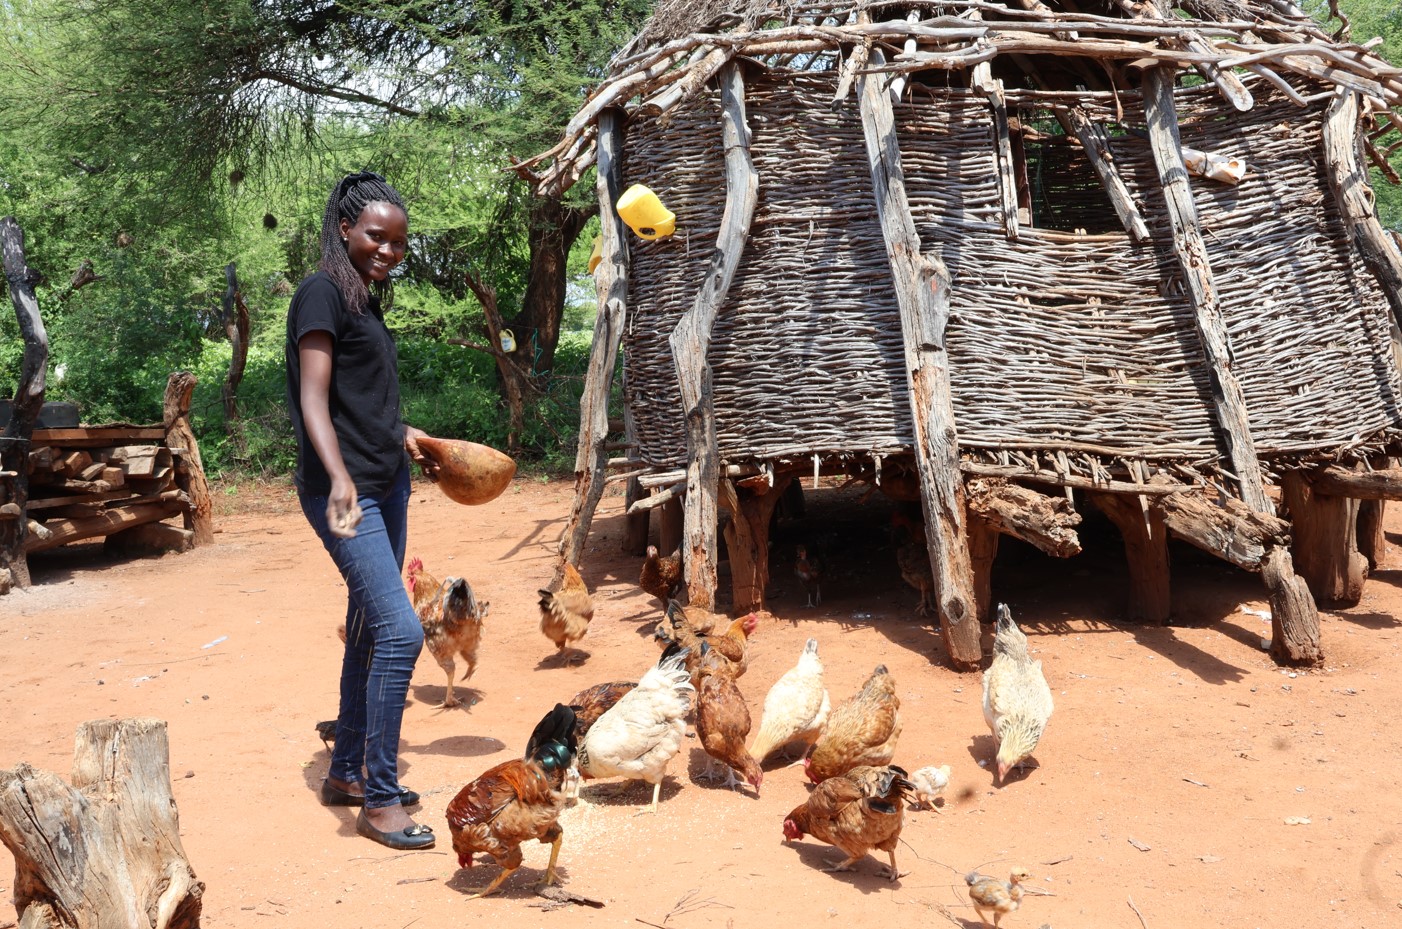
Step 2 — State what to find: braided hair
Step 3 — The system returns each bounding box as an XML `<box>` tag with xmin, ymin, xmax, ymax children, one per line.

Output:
<box><xmin>318</xmin><ymin>171</ymin><xmax>408</xmax><ymax>316</ymax></box>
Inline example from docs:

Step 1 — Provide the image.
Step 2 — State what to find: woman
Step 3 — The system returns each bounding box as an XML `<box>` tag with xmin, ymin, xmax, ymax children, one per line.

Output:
<box><xmin>286</xmin><ymin>171</ymin><xmax>437</xmax><ymax>850</ymax></box>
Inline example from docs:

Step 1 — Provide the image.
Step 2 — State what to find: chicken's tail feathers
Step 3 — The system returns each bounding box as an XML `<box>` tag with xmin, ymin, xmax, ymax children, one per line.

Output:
<box><xmin>803</xmin><ymin>637</ymin><xmax>819</xmax><ymax>656</ymax></box>
<box><xmin>525</xmin><ymin>703</ymin><xmax>578</xmax><ymax>773</ymax></box>
<box><xmin>964</xmin><ymin>872</ymin><xmax>987</xmax><ymax>886</ymax></box>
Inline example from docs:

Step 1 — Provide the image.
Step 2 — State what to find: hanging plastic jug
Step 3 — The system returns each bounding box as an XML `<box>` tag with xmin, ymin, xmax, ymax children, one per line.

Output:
<box><xmin>499</xmin><ymin>328</ymin><xmax>517</xmax><ymax>353</ymax></box>
<box><xmin>616</xmin><ymin>184</ymin><xmax>676</xmax><ymax>239</ymax></box>
<box><xmin>587</xmin><ymin>234</ymin><xmax>604</xmax><ymax>274</ymax></box>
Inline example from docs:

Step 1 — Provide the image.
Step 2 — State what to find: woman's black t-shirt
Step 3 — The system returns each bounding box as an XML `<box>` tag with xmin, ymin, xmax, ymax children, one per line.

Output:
<box><xmin>285</xmin><ymin>272</ymin><xmax>407</xmax><ymax>497</ymax></box>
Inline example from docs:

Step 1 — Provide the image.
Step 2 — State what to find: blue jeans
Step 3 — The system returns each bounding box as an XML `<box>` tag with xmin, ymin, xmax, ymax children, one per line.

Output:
<box><xmin>299</xmin><ymin>465</ymin><xmax>423</xmax><ymax>809</ymax></box>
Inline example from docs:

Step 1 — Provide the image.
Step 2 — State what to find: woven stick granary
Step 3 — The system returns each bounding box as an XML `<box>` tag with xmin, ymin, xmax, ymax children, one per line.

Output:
<box><xmin>530</xmin><ymin>0</ymin><xmax>1402</xmax><ymax>670</ymax></box>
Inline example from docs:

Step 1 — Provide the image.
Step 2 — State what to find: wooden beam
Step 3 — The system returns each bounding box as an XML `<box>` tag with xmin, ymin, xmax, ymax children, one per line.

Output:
<box><xmin>972</xmin><ymin>64</ymin><xmax>1020</xmax><ymax>241</ymax></box>
<box><xmin>965</xmin><ymin>478</ymin><xmax>1082</xmax><ymax>558</ymax></box>
<box><xmin>1054</xmin><ymin>106</ymin><xmax>1152</xmax><ymax>243</ymax></box>
<box><xmin>720</xmin><ymin>474</ymin><xmax>792</xmax><ymax>613</ymax></box>
<box><xmin>859</xmin><ymin>48</ymin><xmax>981</xmax><ymax>670</ymax></box>
<box><xmin>670</xmin><ymin>62</ymin><xmax>758</xmax><ymax>609</ymax></box>
<box><xmin>1142</xmin><ymin>67</ymin><xmax>1271</xmax><ymax>515</ymax></box>
<box><xmin>1311</xmin><ymin>464</ymin><xmax>1402</xmax><ymax>500</ymax></box>
<box><xmin>1152</xmin><ymin>490</ymin><xmax>1289</xmax><ymax>573</ymax></box>
<box><xmin>557</xmin><ymin>108</ymin><xmax>631</xmax><ymax>573</ymax></box>
<box><xmin>31</xmin><ymin>427</ymin><xmax>166</xmax><ymax>446</ymax></box>
<box><xmin>24</xmin><ymin>500</ymin><xmax>185</xmax><ymax>553</ymax></box>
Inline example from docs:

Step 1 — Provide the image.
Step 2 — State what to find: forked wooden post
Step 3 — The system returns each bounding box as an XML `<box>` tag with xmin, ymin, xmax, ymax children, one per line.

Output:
<box><xmin>1090</xmin><ymin>491</ymin><xmax>1170</xmax><ymax>624</ymax></box>
<box><xmin>0</xmin><ymin>718</ymin><xmax>204</xmax><ymax>928</ymax></box>
<box><xmin>558</xmin><ymin>108</ymin><xmax>630</xmax><ymax>574</ymax></box>
<box><xmin>670</xmin><ymin>63</ymin><xmax>758</xmax><ymax>609</ymax></box>
<box><xmin>859</xmin><ymin>49</ymin><xmax>980</xmax><ymax>669</ymax></box>
<box><xmin>720</xmin><ymin>473</ymin><xmax>792</xmax><ymax>613</ymax></box>
<box><xmin>163</xmin><ymin>371</ymin><xmax>214</xmax><ymax>546</ymax></box>
<box><xmin>1143</xmin><ymin>66</ymin><xmax>1319</xmax><ymax>663</ymax></box>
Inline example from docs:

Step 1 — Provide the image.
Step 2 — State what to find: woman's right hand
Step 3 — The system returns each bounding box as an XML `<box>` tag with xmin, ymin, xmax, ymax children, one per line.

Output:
<box><xmin>327</xmin><ymin>476</ymin><xmax>362</xmax><ymax>539</ymax></box>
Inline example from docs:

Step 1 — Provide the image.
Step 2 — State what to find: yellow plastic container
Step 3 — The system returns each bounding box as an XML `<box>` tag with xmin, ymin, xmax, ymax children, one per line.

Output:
<box><xmin>587</xmin><ymin>234</ymin><xmax>604</xmax><ymax>274</ymax></box>
<box><xmin>616</xmin><ymin>184</ymin><xmax>676</xmax><ymax>239</ymax></box>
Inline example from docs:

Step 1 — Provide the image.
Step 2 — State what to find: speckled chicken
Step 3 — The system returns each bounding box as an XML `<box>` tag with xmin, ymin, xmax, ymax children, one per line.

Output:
<box><xmin>782</xmin><ymin>764</ymin><xmax>915</xmax><ymax>881</ymax></box>
<box><xmin>982</xmin><ymin>603</ymin><xmax>1053</xmax><ymax>784</ymax></box>
<box><xmin>695</xmin><ymin>644</ymin><xmax>762</xmax><ymax>794</ymax></box>
<box><xmin>805</xmin><ymin>664</ymin><xmax>901</xmax><ymax>783</ymax></box>
<box><xmin>445</xmin><ymin>704</ymin><xmax>577</xmax><ymax>899</ymax></box>
<box><xmin>966</xmin><ymin>867</ymin><xmax>1032</xmax><ymax>927</ymax></box>
<box><xmin>748</xmin><ymin>637</ymin><xmax>829</xmax><ymax>764</ymax></box>
<box><xmin>408</xmin><ymin>557</ymin><xmax>488</xmax><ymax>709</ymax></box>
<box><xmin>538</xmin><ymin>562</ymin><xmax>594</xmax><ymax>665</ymax></box>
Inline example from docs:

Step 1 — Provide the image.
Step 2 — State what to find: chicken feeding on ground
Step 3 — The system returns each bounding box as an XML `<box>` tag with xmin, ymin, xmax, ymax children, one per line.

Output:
<box><xmin>695</xmin><ymin>644</ymin><xmax>762</xmax><ymax>794</ymax></box>
<box><xmin>640</xmin><ymin>545</ymin><xmax>683</xmax><ymax>606</ymax></box>
<box><xmin>794</xmin><ymin>544</ymin><xmax>823</xmax><ymax>607</ymax></box>
<box><xmin>576</xmin><ymin>647</ymin><xmax>694</xmax><ymax>813</ymax></box>
<box><xmin>538</xmin><ymin>562</ymin><xmax>594</xmax><ymax>665</ymax></box>
<box><xmin>445</xmin><ymin>704</ymin><xmax>577</xmax><ymax>899</ymax></box>
<box><xmin>982</xmin><ymin>603</ymin><xmax>1054</xmax><ymax>785</ymax></box>
<box><xmin>908</xmin><ymin>764</ymin><xmax>951</xmax><ymax>811</ymax></box>
<box><xmin>654</xmin><ymin>601</ymin><xmax>757</xmax><ymax>684</ymax></box>
<box><xmin>782</xmin><ymin>764</ymin><xmax>915</xmax><ymax>882</ymax></box>
<box><xmin>749</xmin><ymin>637</ymin><xmax>829</xmax><ymax>764</ymax></box>
<box><xmin>966</xmin><ymin>867</ymin><xmax>1032</xmax><ymax>928</ymax></box>
<box><xmin>805</xmin><ymin>664</ymin><xmax>901</xmax><ymax>783</ymax></box>
<box><xmin>560</xmin><ymin>679</ymin><xmax>639</xmax><ymax>803</ymax></box>
<box><xmin>407</xmin><ymin>556</ymin><xmax>488</xmax><ymax>709</ymax></box>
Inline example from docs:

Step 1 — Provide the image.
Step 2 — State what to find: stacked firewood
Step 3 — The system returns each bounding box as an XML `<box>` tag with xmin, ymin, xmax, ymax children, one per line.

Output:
<box><xmin>24</xmin><ymin>429</ymin><xmax>193</xmax><ymax>554</ymax></box>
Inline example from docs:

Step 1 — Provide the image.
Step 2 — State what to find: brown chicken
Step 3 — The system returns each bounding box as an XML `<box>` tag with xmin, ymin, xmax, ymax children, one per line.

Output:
<box><xmin>407</xmin><ymin>557</ymin><xmax>488</xmax><ymax>709</ymax></box>
<box><xmin>446</xmin><ymin>704</ymin><xmax>577</xmax><ymax>899</ymax></box>
<box><xmin>966</xmin><ymin>867</ymin><xmax>1032</xmax><ymax>927</ymax></box>
<box><xmin>782</xmin><ymin>764</ymin><xmax>915</xmax><ymax>881</ymax></box>
<box><xmin>805</xmin><ymin>664</ymin><xmax>902</xmax><ymax>783</ymax></box>
<box><xmin>568</xmin><ymin>681</ymin><xmax>638</xmax><ymax>743</ymax></box>
<box><xmin>794</xmin><ymin>544</ymin><xmax>823</xmax><ymax>607</ymax></box>
<box><xmin>694</xmin><ymin>644</ymin><xmax>762</xmax><ymax>794</ymax></box>
<box><xmin>640</xmin><ymin>545</ymin><xmax>683</xmax><ymax>605</ymax></box>
<box><xmin>895</xmin><ymin>543</ymin><xmax>936</xmax><ymax>617</ymax></box>
<box><xmin>653</xmin><ymin>602</ymin><xmax>757</xmax><ymax>683</ymax></box>
<box><xmin>538</xmin><ymin>562</ymin><xmax>594</xmax><ymax>665</ymax></box>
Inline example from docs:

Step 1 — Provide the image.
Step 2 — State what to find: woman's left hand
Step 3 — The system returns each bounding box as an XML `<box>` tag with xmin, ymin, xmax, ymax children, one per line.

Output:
<box><xmin>404</xmin><ymin>426</ymin><xmax>440</xmax><ymax>482</ymax></box>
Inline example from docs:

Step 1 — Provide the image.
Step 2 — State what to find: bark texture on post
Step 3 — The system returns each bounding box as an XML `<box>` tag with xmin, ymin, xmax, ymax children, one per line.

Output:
<box><xmin>1357</xmin><ymin>498</ymin><xmax>1387</xmax><ymax>570</ymax></box>
<box><xmin>1090</xmin><ymin>491</ymin><xmax>1171</xmax><ymax>624</ymax></box>
<box><xmin>1</xmin><ymin>216</ymin><xmax>48</xmax><ymax>593</ymax></box>
<box><xmin>1263</xmin><ymin>547</ymin><xmax>1323</xmax><ymax>666</ymax></box>
<box><xmin>0</xmin><ymin>718</ymin><xmax>204</xmax><ymax>929</ymax></box>
<box><xmin>163</xmin><ymin>371</ymin><xmax>214</xmax><ymax>546</ymax></box>
<box><xmin>220</xmin><ymin>262</ymin><xmax>250</xmax><ymax>454</ymax></box>
<box><xmin>1281</xmin><ymin>471</ymin><xmax>1367</xmax><ymax>606</ymax></box>
<box><xmin>670</xmin><ymin>63</ymin><xmax>758</xmax><ymax>609</ymax></box>
<box><xmin>558</xmin><ymin>108</ymin><xmax>631</xmax><ymax>575</ymax></box>
<box><xmin>621</xmin><ymin>402</ymin><xmax>649</xmax><ymax>556</ymax></box>
<box><xmin>966</xmin><ymin>478</ymin><xmax>1082</xmax><ymax>557</ymax></box>
<box><xmin>966</xmin><ymin>513</ymin><xmax>1000</xmax><ymax>625</ymax></box>
<box><xmin>859</xmin><ymin>49</ymin><xmax>980</xmax><ymax>669</ymax></box>
<box><xmin>720</xmin><ymin>474</ymin><xmax>792</xmax><ymax>613</ymax></box>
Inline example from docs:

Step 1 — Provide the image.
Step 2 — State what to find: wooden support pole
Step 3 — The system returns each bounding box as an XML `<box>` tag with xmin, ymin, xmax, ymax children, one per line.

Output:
<box><xmin>1090</xmin><ymin>491</ymin><xmax>1171</xmax><ymax>624</ymax></box>
<box><xmin>620</xmin><ymin>401</ymin><xmax>649</xmax><ymax>556</ymax></box>
<box><xmin>220</xmin><ymin>261</ymin><xmax>250</xmax><ymax>454</ymax></box>
<box><xmin>0</xmin><ymin>718</ymin><xmax>204</xmax><ymax>929</ymax></box>
<box><xmin>658</xmin><ymin>495</ymin><xmax>684</xmax><ymax>557</ymax></box>
<box><xmin>720</xmin><ymin>474</ymin><xmax>792</xmax><ymax>613</ymax></box>
<box><xmin>670</xmin><ymin>63</ymin><xmax>758</xmax><ymax>609</ymax></box>
<box><xmin>163</xmin><ymin>371</ymin><xmax>214</xmax><ymax>546</ymax></box>
<box><xmin>1357</xmin><ymin>499</ymin><xmax>1388</xmax><ymax>570</ymax></box>
<box><xmin>966</xmin><ymin>513</ymin><xmax>1000</xmax><ymax>624</ymax></box>
<box><xmin>1262</xmin><ymin>547</ymin><xmax>1323</xmax><ymax>666</ymax></box>
<box><xmin>972</xmin><ymin>63</ymin><xmax>1020</xmax><ymax>241</ymax></box>
<box><xmin>1143</xmin><ymin>67</ymin><xmax>1271</xmax><ymax>515</ymax></box>
<box><xmin>558</xmin><ymin>108</ymin><xmax>631</xmax><ymax>574</ymax></box>
<box><xmin>1053</xmin><ymin>106</ymin><xmax>1152</xmax><ymax>243</ymax></box>
<box><xmin>859</xmin><ymin>48</ymin><xmax>981</xmax><ymax>669</ymax></box>
<box><xmin>1</xmin><ymin>216</ymin><xmax>48</xmax><ymax>593</ymax></box>
<box><xmin>1281</xmin><ymin>471</ymin><xmax>1367</xmax><ymax>606</ymax></box>
<box><xmin>965</xmin><ymin>477</ymin><xmax>1082</xmax><ymax>558</ymax></box>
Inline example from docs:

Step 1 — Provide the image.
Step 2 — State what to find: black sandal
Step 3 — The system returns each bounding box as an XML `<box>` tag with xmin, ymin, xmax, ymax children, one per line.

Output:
<box><xmin>355</xmin><ymin>810</ymin><xmax>435</xmax><ymax>850</ymax></box>
<box><xmin>320</xmin><ymin>781</ymin><xmax>420</xmax><ymax>807</ymax></box>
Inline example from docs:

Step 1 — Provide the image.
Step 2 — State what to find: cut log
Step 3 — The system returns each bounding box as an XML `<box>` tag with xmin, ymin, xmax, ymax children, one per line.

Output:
<box><xmin>1262</xmin><ymin>547</ymin><xmax>1324</xmax><ymax>666</ymax></box>
<box><xmin>24</xmin><ymin>501</ymin><xmax>184</xmax><ymax>553</ymax></box>
<box><xmin>1310</xmin><ymin>465</ymin><xmax>1402</xmax><ymax>500</ymax></box>
<box><xmin>0</xmin><ymin>717</ymin><xmax>203</xmax><ymax>929</ymax></box>
<box><xmin>1152</xmin><ymin>489</ymin><xmax>1289</xmax><ymax>572</ymax></box>
<box><xmin>105</xmin><ymin>521</ymin><xmax>195</xmax><ymax>556</ymax></box>
<box><xmin>557</xmin><ymin>107</ymin><xmax>631</xmax><ymax>574</ymax></box>
<box><xmin>1089</xmin><ymin>491</ymin><xmax>1171</xmax><ymax>624</ymax></box>
<box><xmin>101</xmin><ymin>465</ymin><xmax>125</xmax><ymax>487</ymax></box>
<box><xmin>1281</xmin><ymin>471</ymin><xmax>1367</xmax><ymax>607</ymax></box>
<box><xmin>27</xmin><ymin>445</ymin><xmax>53</xmax><ymax>472</ymax></box>
<box><xmin>163</xmin><ymin>372</ymin><xmax>213</xmax><ymax>546</ymax></box>
<box><xmin>860</xmin><ymin>47</ymin><xmax>980</xmax><ymax>669</ymax></box>
<box><xmin>669</xmin><ymin>62</ymin><xmax>758</xmax><ymax>609</ymax></box>
<box><xmin>965</xmin><ymin>478</ymin><xmax>1082</xmax><ymax>558</ymax></box>
<box><xmin>60</xmin><ymin>449</ymin><xmax>93</xmax><ymax>474</ymax></box>
<box><xmin>78</xmin><ymin>460</ymin><xmax>106</xmax><ymax>481</ymax></box>
<box><xmin>720</xmin><ymin>474</ymin><xmax>792</xmax><ymax>613</ymax></box>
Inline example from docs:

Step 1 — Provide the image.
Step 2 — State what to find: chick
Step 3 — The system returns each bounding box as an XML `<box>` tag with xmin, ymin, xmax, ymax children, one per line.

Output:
<box><xmin>908</xmin><ymin>764</ymin><xmax>951</xmax><ymax>811</ymax></box>
<box><xmin>982</xmin><ymin>603</ymin><xmax>1053</xmax><ymax>784</ymax></box>
<box><xmin>966</xmin><ymin>867</ymin><xmax>1032</xmax><ymax>928</ymax></box>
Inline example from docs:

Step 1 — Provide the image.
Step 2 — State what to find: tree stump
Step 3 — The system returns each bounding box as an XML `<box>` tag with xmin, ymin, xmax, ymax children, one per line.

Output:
<box><xmin>1262</xmin><ymin>547</ymin><xmax>1324</xmax><ymax>666</ymax></box>
<box><xmin>0</xmin><ymin>717</ymin><xmax>204</xmax><ymax>928</ymax></box>
<box><xmin>162</xmin><ymin>372</ymin><xmax>214</xmax><ymax>547</ymax></box>
<box><xmin>1089</xmin><ymin>491</ymin><xmax>1171</xmax><ymax>625</ymax></box>
<box><xmin>1281</xmin><ymin>471</ymin><xmax>1367</xmax><ymax>606</ymax></box>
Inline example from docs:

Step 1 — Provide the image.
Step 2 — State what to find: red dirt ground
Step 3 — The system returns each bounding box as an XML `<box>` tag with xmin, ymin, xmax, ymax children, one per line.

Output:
<box><xmin>3</xmin><ymin>475</ymin><xmax>1402</xmax><ymax>928</ymax></box>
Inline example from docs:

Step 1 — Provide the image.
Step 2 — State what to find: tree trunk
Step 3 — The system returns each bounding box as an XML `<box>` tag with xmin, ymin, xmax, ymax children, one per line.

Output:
<box><xmin>460</xmin><ymin>276</ymin><xmax>535</xmax><ymax>456</ymax></box>
<box><xmin>163</xmin><ymin>372</ymin><xmax>214</xmax><ymax>546</ymax></box>
<box><xmin>1281</xmin><ymin>471</ymin><xmax>1367</xmax><ymax>607</ymax></box>
<box><xmin>220</xmin><ymin>262</ymin><xmax>250</xmax><ymax>456</ymax></box>
<box><xmin>1090</xmin><ymin>491</ymin><xmax>1171</xmax><ymax>624</ymax></box>
<box><xmin>1</xmin><ymin>216</ymin><xmax>49</xmax><ymax>593</ymax></box>
<box><xmin>518</xmin><ymin>195</ymin><xmax>593</xmax><ymax>376</ymax></box>
<box><xmin>0</xmin><ymin>717</ymin><xmax>204</xmax><ymax>928</ymax></box>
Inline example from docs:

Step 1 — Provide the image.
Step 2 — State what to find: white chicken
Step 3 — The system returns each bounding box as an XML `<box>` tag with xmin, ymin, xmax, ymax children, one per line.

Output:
<box><xmin>576</xmin><ymin>647</ymin><xmax>694</xmax><ymax>813</ymax></box>
<box><xmin>982</xmin><ymin>603</ymin><xmax>1053</xmax><ymax>784</ymax></box>
<box><xmin>749</xmin><ymin>638</ymin><xmax>830</xmax><ymax>764</ymax></box>
<box><xmin>908</xmin><ymin>764</ymin><xmax>951</xmax><ymax>811</ymax></box>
